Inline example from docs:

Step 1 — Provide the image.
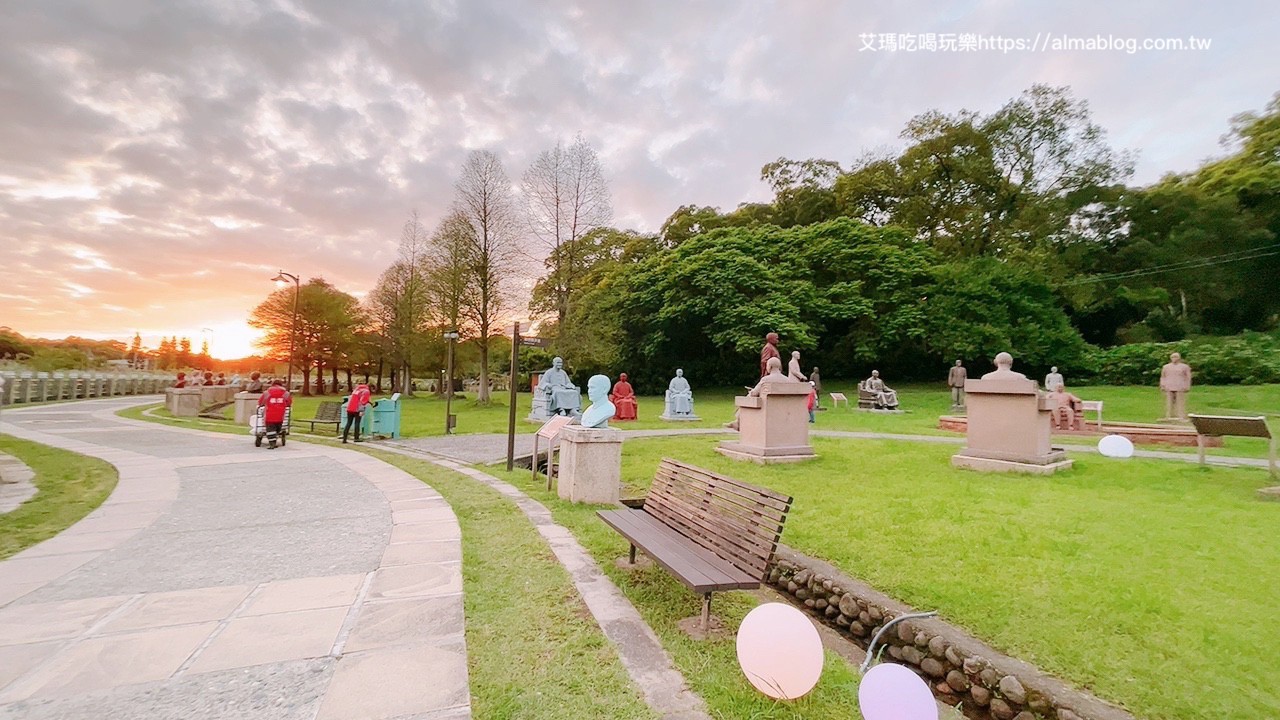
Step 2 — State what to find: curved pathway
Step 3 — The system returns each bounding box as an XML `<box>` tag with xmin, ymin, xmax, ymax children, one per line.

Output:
<box><xmin>0</xmin><ymin>397</ymin><xmax>468</xmax><ymax>720</ymax></box>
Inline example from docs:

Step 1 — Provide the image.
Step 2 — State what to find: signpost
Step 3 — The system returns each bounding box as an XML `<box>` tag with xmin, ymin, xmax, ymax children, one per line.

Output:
<box><xmin>506</xmin><ymin>322</ymin><xmax>520</xmax><ymax>471</ymax></box>
<box><xmin>443</xmin><ymin>331</ymin><xmax>459</xmax><ymax>435</ymax></box>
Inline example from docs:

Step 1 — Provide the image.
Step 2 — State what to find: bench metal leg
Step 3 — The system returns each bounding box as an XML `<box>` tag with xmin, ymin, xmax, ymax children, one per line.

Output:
<box><xmin>701</xmin><ymin>593</ymin><xmax>711</xmax><ymax>631</ymax></box>
<box><xmin>628</xmin><ymin>544</ymin><xmax>637</xmax><ymax>565</ymax></box>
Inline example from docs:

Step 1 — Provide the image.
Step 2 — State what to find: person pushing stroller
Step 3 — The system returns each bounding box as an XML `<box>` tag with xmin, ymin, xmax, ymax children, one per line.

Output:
<box><xmin>255</xmin><ymin>379</ymin><xmax>292</xmax><ymax>448</ymax></box>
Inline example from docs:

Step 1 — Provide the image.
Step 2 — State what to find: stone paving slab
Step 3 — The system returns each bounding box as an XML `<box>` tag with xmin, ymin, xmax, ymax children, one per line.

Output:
<box><xmin>0</xmin><ymin>398</ymin><xmax>470</xmax><ymax>718</ymax></box>
<box><xmin>0</xmin><ymin>451</ymin><xmax>37</xmax><ymax>514</ymax></box>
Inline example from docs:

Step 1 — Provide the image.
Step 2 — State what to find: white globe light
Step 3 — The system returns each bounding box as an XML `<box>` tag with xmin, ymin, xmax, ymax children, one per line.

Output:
<box><xmin>1098</xmin><ymin>434</ymin><xmax>1135</xmax><ymax>458</ymax></box>
<box><xmin>858</xmin><ymin>662</ymin><xmax>938</xmax><ymax>720</ymax></box>
<box><xmin>736</xmin><ymin>603</ymin><xmax>824</xmax><ymax>699</ymax></box>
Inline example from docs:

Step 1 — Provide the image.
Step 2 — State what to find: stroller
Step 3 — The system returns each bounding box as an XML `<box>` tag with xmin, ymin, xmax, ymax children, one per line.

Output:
<box><xmin>252</xmin><ymin>405</ymin><xmax>291</xmax><ymax>449</ymax></box>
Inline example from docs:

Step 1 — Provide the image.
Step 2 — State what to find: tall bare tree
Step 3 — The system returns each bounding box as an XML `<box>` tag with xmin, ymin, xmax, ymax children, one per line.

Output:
<box><xmin>454</xmin><ymin>150</ymin><xmax>520</xmax><ymax>404</ymax></box>
<box><xmin>367</xmin><ymin>211</ymin><xmax>431</xmax><ymax>395</ymax></box>
<box><xmin>423</xmin><ymin>210</ymin><xmax>474</xmax><ymax>336</ymax></box>
<box><xmin>522</xmin><ymin>134</ymin><xmax>612</xmax><ymax>329</ymax></box>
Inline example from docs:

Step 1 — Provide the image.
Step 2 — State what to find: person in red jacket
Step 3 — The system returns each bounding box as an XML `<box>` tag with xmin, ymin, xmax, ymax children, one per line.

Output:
<box><xmin>343</xmin><ymin>383</ymin><xmax>372</xmax><ymax>443</ymax></box>
<box><xmin>807</xmin><ymin>381</ymin><xmax>817</xmax><ymax>424</ymax></box>
<box><xmin>257</xmin><ymin>379</ymin><xmax>292</xmax><ymax>437</ymax></box>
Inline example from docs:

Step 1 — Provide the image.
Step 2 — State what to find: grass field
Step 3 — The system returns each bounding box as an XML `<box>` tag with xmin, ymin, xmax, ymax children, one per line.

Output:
<box><xmin>535</xmin><ymin>434</ymin><xmax>1279</xmax><ymax>720</ymax></box>
<box><xmin>0</xmin><ymin>435</ymin><xmax>118</xmax><ymax>560</ymax></box>
<box><xmin>276</xmin><ymin>382</ymin><xmax>1280</xmax><ymax>457</ymax></box>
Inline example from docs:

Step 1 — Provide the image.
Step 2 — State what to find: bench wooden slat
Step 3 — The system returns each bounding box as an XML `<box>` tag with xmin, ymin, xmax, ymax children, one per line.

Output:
<box><xmin>658</xmin><ymin>458</ymin><xmax>792</xmax><ymax>507</ymax></box>
<box><xmin>652</xmin><ymin>469</ymin><xmax>791</xmax><ymax>529</ymax></box>
<box><xmin>648</xmin><ymin>478</ymin><xmax>788</xmax><ymax>550</ymax></box>
<box><xmin>645</xmin><ymin>485</ymin><xmax>783</xmax><ymax>575</ymax></box>
<box><xmin>598</xmin><ymin>510</ymin><xmax>757</xmax><ymax>591</ymax></box>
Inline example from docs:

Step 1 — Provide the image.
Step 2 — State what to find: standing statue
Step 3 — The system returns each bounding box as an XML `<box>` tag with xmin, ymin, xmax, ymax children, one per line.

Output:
<box><xmin>1044</xmin><ymin>366</ymin><xmax>1064</xmax><ymax>392</ymax></box>
<box><xmin>610</xmin><ymin>373</ymin><xmax>638</xmax><ymax>421</ymax></box>
<box><xmin>760</xmin><ymin>332</ymin><xmax>780</xmax><ymax>378</ymax></box>
<box><xmin>539</xmin><ymin>357</ymin><xmax>582</xmax><ymax>416</ymax></box>
<box><xmin>862</xmin><ymin>370</ymin><xmax>899</xmax><ymax>409</ymax></box>
<box><xmin>810</xmin><ymin>367</ymin><xmax>823</xmax><ymax>409</ymax></box>
<box><xmin>662</xmin><ymin>369</ymin><xmax>699</xmax><ymax>420</ymax></box>
<box><xmin>947</xmin><ymin>360</ymin><xmax>967</xmax><ymax>409</ymax></box>
<box><xmin>1159</xmin><ymin>352</ymin><xmax>1192</xmax><ymax>420</ymax></box>
<box><xmin>579</xmin><ymin>375</ymin><xmax>617</xmax><ymax>428</ymax></box>
<box><xmin>787</xmin><ymin>351</ymin><xmax>807</xmax><ymax>382</ymax></box>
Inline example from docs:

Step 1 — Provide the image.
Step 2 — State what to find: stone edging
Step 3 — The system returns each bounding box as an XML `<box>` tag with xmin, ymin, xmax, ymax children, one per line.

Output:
<box><xmin>768</xmin><ymin>547</ymin><xmax>1135</xmax><ymax>720</ymax></box>
<box><xmin>0</xmin><ymin>450</ymin><xmax>38</xmax><ymax>514</ymax></box>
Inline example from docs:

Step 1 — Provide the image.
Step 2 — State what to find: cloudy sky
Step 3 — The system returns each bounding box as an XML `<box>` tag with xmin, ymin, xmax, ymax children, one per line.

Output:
<box><xmin>1</xmin><ymin>0</ymin><xmax>1274</xmax><ymax>358</ymax></box>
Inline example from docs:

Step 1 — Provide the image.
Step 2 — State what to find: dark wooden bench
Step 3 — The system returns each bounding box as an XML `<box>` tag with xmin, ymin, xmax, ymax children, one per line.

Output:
<box><xmin>302</xmin><ymin>401</ymin><xmax>343</xmax><ymax>434</ymax></box>
<box><xmin>598</xmin><ymin>458</ymin><xmax>792</xmax><ymax>631</ymax></box>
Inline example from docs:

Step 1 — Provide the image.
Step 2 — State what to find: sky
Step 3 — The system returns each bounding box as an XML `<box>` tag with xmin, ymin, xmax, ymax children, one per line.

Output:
<box><xmin>1</xmin><ymin>0</ymin><xmax>1275</xmax><ymax>359</ymax></box>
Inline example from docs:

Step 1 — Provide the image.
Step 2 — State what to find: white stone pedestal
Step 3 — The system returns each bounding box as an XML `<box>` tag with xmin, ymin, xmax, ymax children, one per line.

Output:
<box><xmin>166</xmin><ymin>387</ymin><xmax>203</xmax><ymax>417</ymax></box>
<box><xmin>557</xmin><ymin>425</ymin><xmax>623</xmax><ymax>504</ymax></box>
<box><xmin>234</xmin><ymin>392</ymin><xmax>262</xmax><ymax>425</ymax></box>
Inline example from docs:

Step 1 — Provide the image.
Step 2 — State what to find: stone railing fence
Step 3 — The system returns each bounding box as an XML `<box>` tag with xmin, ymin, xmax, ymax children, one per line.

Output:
<box><xmin>0</xmin><ymin>370</ymin><xmax>174</xmax><ymax>406</ymax></box>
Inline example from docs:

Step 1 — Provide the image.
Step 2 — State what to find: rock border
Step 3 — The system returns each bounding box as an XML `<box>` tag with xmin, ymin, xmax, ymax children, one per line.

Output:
<box><xmin>768</xmin><ymin>546</ymin><xmax>1135</xmax><ymax>720</ymax></box>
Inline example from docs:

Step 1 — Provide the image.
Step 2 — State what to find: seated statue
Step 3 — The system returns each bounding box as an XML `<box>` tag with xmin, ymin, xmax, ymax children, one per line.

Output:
<box><xmin>860</xmin><ymin>370</ymin><xmax>899</xmax><ymax>409</ymax></box>
<box><xmin>1050</xmin><ymin>385</ymin><xmax>1083</xmax><ymax>431</ymax></box>
<box><xmin>609</xmin><ymin>372</ymin><xmax>637</xmax><ymax>421</ymax></box>
<box><xmin>539</xmin><ymin>356</ymin><xmax>581</xmax><ymax>416</ymax></box>
<box><xmin>663</xmin><ymin>369</ymin><xmax>697</xmax><ymax>419</ymax></box>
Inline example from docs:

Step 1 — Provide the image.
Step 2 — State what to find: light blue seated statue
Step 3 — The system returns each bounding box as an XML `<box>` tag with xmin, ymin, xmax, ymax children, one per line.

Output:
<box><xmin>579</xmin><ymin>375</ymin><xmax>617</xmax><ymax>428</ymax></box>
<box><xmin>661</xmin><ymin>368</ymin><xmax>699</xmax><ymax>420</ymax></box>
<box><xmin>540</xmin><ymin>356</ymin><xmax>581</xmax><ymax>416</ymax></box>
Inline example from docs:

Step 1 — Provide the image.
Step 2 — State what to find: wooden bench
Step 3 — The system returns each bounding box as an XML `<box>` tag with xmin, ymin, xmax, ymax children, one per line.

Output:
<box><xmin>302</xmin><ymin>401</ymin><xmax>343</xmax><ymax>434</ymax></box>
<box><xmin>1081</xmin><ymin>400</ymin><xmax>1103</xmax><ymax>429</ymax></box>
<box><xmin>598</xmin><ymin>458</ymin><xmax>792</xmax><ymax>631</ymax></box>
<box><xmin>1189</xmin><ymin>414</ymin><xmax>1276</xmax><ymax>479</ymax></box>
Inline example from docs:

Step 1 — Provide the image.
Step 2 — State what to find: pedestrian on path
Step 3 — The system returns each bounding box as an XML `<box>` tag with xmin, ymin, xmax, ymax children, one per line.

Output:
<box><xmin>257</xmin><ymin>379</ymin><xmax>292</xmax><ymax>438</ymax></box>
<box><xmin>343</xmin><ymin>382</ymin><xmax>372</xmax><ymax>443</ymax></box>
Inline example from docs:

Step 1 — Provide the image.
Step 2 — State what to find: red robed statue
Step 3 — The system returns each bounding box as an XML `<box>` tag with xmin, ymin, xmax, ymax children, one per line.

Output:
<box><xmin>610</xmin><ymin>373</ymin><xmax>638</xmax><ymax>421</ymax></box>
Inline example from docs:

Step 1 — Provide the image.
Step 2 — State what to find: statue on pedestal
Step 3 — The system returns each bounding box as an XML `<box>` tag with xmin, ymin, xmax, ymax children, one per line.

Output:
<box><xmin>580</xmin><ymin>375</ymin><xmax>616</xmax><ymax>428</ymax></box>
<box><xmin>787</xmin><ymin>351</ymin><xmax>807</xmax><ymax>382</ymax></box>
<box><xmin>661</xmin><ymin>369</ymin><xmax>699</xmax><ymax>420</ymax></box>
<box><xmin>862</xmin><ymin>370</ymin><xmax>899</xmax><ymax>409</ymax></box>
<box><xmin>948</xmin><ymin>360</ymin><xmax>967</xmax><ymax>409</ymax></box>
<box><xmin>610</xmin><ymin>373</ymin><xmax>637</xmax><ymax>421</ymax></box>
<box><xmin>1044</xmin><ymin>366</ymin><xmax>1064</xmax><ymax>392</ymax></box>
<box><xmin>1050</xmin><ymin>384</ymin><xmax>1083</xmax><ymax>430</ymax></box>
<box><xmin>760</xmin><ymin>332</ymin><xmax>780</xmax><ymax>378</ymax></box>
<box><xmin>539</xmin><ymin>357</ymin><xmax>581</xmax><ymax>417</ymax></box>
<box><xmin>1159</xmin><ymin>352</ymin><xmax>1192</xmax><ymax>420</ymax></box>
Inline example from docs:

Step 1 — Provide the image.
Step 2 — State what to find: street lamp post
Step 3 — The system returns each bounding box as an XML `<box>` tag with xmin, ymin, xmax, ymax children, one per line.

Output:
<box><xmin>443</xmin><ymin>330</ymin><xmax>459</xmax><ymax>434</ymax></box>
<box><xmin>271</xmin><ymin>271</ymin><xmax>301</xmax><ymax>390</ymax></box>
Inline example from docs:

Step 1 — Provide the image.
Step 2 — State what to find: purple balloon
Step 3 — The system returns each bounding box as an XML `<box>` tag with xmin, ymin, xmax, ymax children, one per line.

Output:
<box><xmin>858</xmin><ymin>663</ymin><xmax>937</xmax><ymax>720</ymax></box>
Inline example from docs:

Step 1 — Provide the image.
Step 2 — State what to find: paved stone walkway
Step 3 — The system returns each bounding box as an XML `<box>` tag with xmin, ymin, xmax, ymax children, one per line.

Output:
<box><xmin>0</xmin><ymin>398</ymin><xmax>469</xmax><ymax>720</ymax></box>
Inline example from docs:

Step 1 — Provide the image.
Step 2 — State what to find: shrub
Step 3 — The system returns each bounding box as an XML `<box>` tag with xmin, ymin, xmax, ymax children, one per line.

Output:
<box><xmin>1087</xmin><ymin>332</ymin><xmax>1280</xmax><ymax>385</ymax></box>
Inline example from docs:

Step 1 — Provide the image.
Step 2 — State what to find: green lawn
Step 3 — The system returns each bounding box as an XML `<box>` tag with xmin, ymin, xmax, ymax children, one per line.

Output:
<box><xmin>364</xmin><ymin>451</ymin><xmax>657</xmax><ymax>720</ymax></box>
<box><xmin>0</xmin><ymin>435</ymin><xmax>118</xmax><ymax>560</ymax></box>
<box><xmin>566</xmin><ymin>434</ymin><xmax>1279</xmax><ymax>720</ymax></box>
<box><xmin>483</xmin><ymin>463</ymin><xmax>869</xmax><ymax>720</ymax></box>
<box><xmin>279</xmin><ymin>382</ymin><xmax>1280</xmax><ymax>456</ymax></box>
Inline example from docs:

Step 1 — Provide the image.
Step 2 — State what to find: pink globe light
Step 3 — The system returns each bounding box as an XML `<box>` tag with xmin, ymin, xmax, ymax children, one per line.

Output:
<box><xmin>735</xmin><ymin>603</ymin><xmax>824</xmax><ymax>699</ymax></box>
<box><xmin>858</xmin><ymin>662</ymin><xmax>938</xmax><ymax>720</ymax></box>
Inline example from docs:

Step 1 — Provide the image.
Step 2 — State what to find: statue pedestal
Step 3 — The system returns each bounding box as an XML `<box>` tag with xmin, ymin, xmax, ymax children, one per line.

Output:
<box><xmin>166</xmin><ymin>387</ymin><xmax>203</xmax><ymax>417</ymax></box>
<box><xmin>659</xmin><ymin>398</ymin><xmax>700</xmax><ymax>422</ymax></box>
<box><xmin>952</xmin><ymin>377</ymin><xmax>1072</xmax><ymax>475</ymax></box>
<box><xmin>558</xmin><ymin>425</ymin><xmax>622</xmax><ymax>504</ymax></box>
<box><xmin>717</xmin><ymin>382</ymin><xmax>814</xmax><ymax>463</ymax></box>
<box><xmin>234</xmin><ymin>392</ymin><xmax>262</xmax><ymax>425</ymax></box>
<box><xmin>526</xmin><ymin>394</ymin><xmax>551</xmax><ymax>423</ymax></box>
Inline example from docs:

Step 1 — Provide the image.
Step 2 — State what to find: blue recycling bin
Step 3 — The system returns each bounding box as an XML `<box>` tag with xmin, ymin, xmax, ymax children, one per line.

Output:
<box><xmin>369</xmin><ymin>392</ymin><xmax>402</xmax><ymax>439</ymax></box>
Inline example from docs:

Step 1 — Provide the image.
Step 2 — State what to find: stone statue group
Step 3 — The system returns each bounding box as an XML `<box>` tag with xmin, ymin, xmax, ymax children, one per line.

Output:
<box><xmin>528</xmin><ymin>357</ymin><xmax>700</xmax><ymax>429</ymax></box>
<box><xmin>947</xmin><ymin>351</ymin><xmax>1194</xmax><ymax>423</ymax></box>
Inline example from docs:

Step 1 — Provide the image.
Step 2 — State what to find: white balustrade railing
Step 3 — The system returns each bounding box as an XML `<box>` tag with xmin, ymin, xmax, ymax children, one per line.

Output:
<box><xmin>0</xmin><ymin>370</ymin><xmax>177</xmax><ymax>406</ymax></box>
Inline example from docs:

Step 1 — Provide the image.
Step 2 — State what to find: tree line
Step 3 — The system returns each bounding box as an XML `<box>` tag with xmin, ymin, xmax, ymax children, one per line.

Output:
<box><xmin>248</xmin><ymin>84</ymin><xmax>1279</xmax><ymax>393</ymax></box>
